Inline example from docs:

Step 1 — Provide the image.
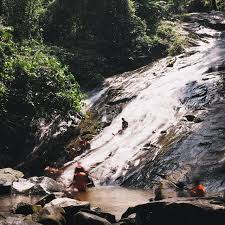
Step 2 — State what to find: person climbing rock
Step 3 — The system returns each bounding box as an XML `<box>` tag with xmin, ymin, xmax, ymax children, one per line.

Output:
<box><xmin>154</xmin><ymin>182</ymin><xmax>165</xmax><ymax>200</ymax></box>
<box><xmin>189</xmin><ymin>179</ymin><xmax>206</xmax><ymax>197</ymax></box>
<box><xmin>112</xmin><ymin>118</ymin><xmax>129</xmax><ymax>136</ymax></box>
<box><xmin>122</xmin><ymin>118</ymin><xmax>128</xmax><ymax>130</ymax></box>
<box><xmin>79</xmin><ymin>137</ymin><xmax>87</xmax><ymax>151</ymax></box>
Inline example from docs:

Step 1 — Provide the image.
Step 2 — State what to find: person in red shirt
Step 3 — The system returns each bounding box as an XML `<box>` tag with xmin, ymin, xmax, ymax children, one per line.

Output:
<box><xmin>189</xmin><ymin>179</ymin><xmax>206</xmax><ymax>197</ymax></box>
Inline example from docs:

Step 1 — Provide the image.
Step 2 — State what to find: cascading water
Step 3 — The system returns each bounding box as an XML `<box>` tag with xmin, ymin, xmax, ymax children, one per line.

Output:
<box><xmin>61</xmin><ymin>14</ymin><xmax>225</xmax><ymax>189</ymax></box>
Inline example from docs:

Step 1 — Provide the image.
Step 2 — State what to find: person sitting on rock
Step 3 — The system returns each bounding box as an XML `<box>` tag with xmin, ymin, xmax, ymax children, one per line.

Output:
<box><xmin>189</xmin><ymin>179</ymin><xmax>206</xmax><ymax>197</ymax></box>
<box><xmin>154</xmin><ymin>182</ymin><xmax>165</xmax><ymax>201</ymax></box>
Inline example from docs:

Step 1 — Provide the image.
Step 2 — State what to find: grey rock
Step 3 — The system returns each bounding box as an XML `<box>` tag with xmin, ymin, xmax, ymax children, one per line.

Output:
<box><xmin>73</xmin><ymin>211</ymin><xmax>112</xmax><ymax>225</ymax></box>
<box><xmin>0</xmin><ymin>168</ymin><xmax>24</xmax><ymax>194</ymax></box>
<box><xmin>12</xmin><ymin>177</ymin><xmax>63</xmax><ymax>195</ymax></box>
<box><xmin>45</xmin><ymin>198</ymin><xmax>90</xmax><ymax>218</ymax></box>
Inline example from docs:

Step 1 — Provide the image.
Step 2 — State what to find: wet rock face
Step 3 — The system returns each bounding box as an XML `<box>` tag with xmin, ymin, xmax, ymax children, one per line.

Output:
<box><xmin>91</xmin><ymin>87</ymin><xmax>137</xmax><ymax>129</ymax></box>
<box><xmin>122</xmin><ymin>198</ymin><xmax>225</xmax><ymax>225</ymax></box>
<box><xmin>115</xmin><ymin>24</ymin><xmax>225</xmax><ymax>189</ymax></box>
<box><xmin>183</xmin><ymin>12</ymin><xmax>225</xmax><ymax>31</ymax></box>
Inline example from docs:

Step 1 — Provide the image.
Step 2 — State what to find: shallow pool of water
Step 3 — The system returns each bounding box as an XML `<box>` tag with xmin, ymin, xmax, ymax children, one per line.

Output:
<box><xmin>0</xmin><ymin>187</ymin><xmax>152</xmax><ymax>219</ymax></box>
<box><xmin>76</xmin><ymin>186</ymin><xmax>152</xmax><ymax>219</ymax></box>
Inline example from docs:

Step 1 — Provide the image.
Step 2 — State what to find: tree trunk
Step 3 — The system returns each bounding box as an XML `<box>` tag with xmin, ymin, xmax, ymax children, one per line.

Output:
<box><xmin>210</xmin><ymin>0</ymin><xmax>218</xmax><ymax>10</ymax></box>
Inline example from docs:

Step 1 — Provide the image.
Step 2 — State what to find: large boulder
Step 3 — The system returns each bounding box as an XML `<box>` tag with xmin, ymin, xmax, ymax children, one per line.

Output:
<box><xmin>0</xmin><ymin>168</ymin><xmax>24</xmax><ymax>194</ymax></box>
<box><xmin>32</xmin><ymin>206</ymin><xmax>66</xmax><ymax>225</ymax></box>
<box><xmin>122</xmin><ymin>197</ymin><xmax>225</xmax><ymax>225</ymax></box>
<box><xmin>12</xmin><ymin>177</ymin><xmax>63</xmax><ymax>195</ymax></box>
<box><xmin>45</xmin><ymin>198</ymin><xmax>90</xmax><ymax>218</ymax></box>
<box><xmin>73</xmin><ymin>211</ymin><xmax>112</xmax><ymax>225</ymax></box>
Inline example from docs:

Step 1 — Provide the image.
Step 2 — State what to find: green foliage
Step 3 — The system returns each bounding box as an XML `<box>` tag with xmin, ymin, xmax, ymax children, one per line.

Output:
<box><xmin>135</xmin><ymin>0</ymin><xmax>171</xmax><ymax>33</ymax></box>
<box><xmin>0</xmin><ymin>0</ymin><xmax>45</xmax><ymax>39</ymax></box>
<box><xmin>41</xmin><ymin>0</ymin><xmax>152</xmax><ymax>88</ymax></box>
<box><xmin>0</xmin><ymin>28</ymin><xmax>83</xmax><ymax>117</ymax></box>
<box><xmin>0</xmin><ymin>26</ymin><xmax>83</xmax><ymax>156</ymax></box>
<box><xmin>211</xmin><ymin>0</ymin><xmax>225</xmax><ymax>10</ymax></box>
<box><xmin>0</xmin><ymin>25</ymin><xmax>84</xmax><ymax>163</ymax></box>
<box><xmin>1</xmin><ymin>0</ymin><xmax>224</xmax><ymax>92</ymax></box>
<box><xmin>155</xmin><ymin>21</ymin><xmax>187</xmax><ymax>56</ymax></box>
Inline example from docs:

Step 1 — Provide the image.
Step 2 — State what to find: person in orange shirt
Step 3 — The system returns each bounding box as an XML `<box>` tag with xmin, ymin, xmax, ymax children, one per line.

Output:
<box><xmin>189</xmin><ymin>179</ymin><xmax>206</xmax><ymax>197</ymax></box>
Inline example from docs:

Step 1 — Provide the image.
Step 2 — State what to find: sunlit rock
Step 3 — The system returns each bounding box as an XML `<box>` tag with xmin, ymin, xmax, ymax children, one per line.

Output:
<box><xmin>45</xmin><ymin>198</ymin><xmax>90</xmax><ymax>217</ymax></box>
<box><xmin>0</xmin><ymin>168</ymin><xmax>24</xmax><ymax>194</ymax></box>
<box><xmin>12</xmin><ymin>177</ymin><xmax>63</xmax><ymax>195</ymax></box>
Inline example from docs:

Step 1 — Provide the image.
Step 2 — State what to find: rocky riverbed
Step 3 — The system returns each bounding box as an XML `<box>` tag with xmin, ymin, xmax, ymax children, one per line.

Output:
<box><xmin>2</xmin><ymin>168</ymin><xmax>225</xmax><ymax>225</ymax></box>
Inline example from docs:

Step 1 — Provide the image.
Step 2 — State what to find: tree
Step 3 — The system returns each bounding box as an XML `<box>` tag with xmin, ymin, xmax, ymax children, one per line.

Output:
<box><xmin>210</xmin><ymin>0</ymin><xmax>218</xmax><ymax>10</ymax></box>
<box><xmin>0</xmin><ymin>0</ymin><xmax>42</xmax><ymax>39</ymax></box>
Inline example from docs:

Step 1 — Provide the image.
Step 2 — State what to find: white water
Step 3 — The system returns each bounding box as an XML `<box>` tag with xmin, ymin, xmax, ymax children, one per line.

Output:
<box><xmin>61</xmin><ymin>28</ymin><xmax>225</xmax><ymax>187</ymax></box>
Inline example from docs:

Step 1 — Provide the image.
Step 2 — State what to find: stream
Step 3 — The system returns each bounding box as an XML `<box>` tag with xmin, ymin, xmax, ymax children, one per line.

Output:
<box><xmin>60</xmin><ymin>14</ymin><xmax>225</xmax><ymax>190</ymax></box>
